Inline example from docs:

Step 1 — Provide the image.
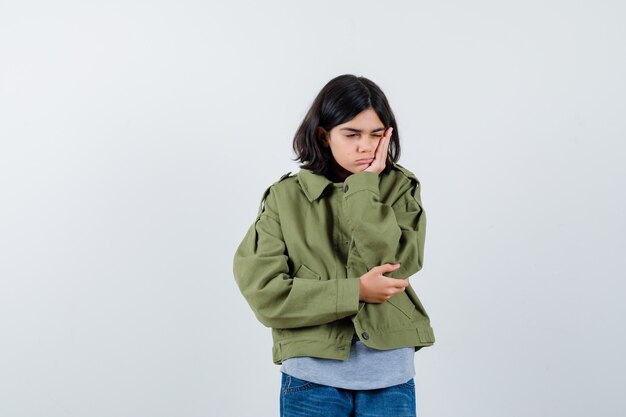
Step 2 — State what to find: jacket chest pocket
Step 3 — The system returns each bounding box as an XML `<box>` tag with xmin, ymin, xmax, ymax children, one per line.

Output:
<box><xmin>294</xmin><ymin>264</ymin><xmax>322</xmax><ymax>280</ymax></box>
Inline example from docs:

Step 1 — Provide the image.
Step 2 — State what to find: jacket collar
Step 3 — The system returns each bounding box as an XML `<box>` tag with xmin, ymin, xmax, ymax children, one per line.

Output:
<box><xmin>297</xmin><ymin>168</ymin><xmax>333</xmax><ymax>202</ymax></box>
<box><xmin>297</xmin><ymin>161</ymin><xmax>399</xmax><ymax>202</ymax></box>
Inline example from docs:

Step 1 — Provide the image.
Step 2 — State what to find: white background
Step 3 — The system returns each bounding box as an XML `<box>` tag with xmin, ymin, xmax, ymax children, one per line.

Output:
<box><xmin>1</xmin><ymin>1</ymin><xmax>625</xmax><ymax>416</ymax></box>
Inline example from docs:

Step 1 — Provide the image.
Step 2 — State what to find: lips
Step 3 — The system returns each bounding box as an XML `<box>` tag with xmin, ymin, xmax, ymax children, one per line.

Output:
<box><xmin>356</xmin><ymin>158</ymin><xmax>374</xmax><ymax>164</ymax></box>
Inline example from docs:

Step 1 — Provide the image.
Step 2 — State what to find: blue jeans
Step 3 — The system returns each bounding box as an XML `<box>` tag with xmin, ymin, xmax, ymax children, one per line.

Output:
<box><xmin>280</xmin><ymin>372</ymin><xmax>417</xmax><ymax>417</ymax></box>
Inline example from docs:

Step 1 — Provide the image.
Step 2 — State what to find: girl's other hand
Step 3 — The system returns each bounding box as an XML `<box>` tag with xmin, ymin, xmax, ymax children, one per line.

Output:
<box><xmin>358</xmin><ymin>263</ymin><xmax>408</xmax><ymax>303</ymax></box>
<box><xmin>364</xmin><ymin>127</ymin><xmax>393</xmax><ymax>175</ymax></box>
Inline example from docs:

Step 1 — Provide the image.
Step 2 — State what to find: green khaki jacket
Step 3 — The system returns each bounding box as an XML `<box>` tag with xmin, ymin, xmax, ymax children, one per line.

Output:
<box><xmin>232</xmin><ymin>161</ymin><xmax>435</xmax><ymax>365</ymax></box>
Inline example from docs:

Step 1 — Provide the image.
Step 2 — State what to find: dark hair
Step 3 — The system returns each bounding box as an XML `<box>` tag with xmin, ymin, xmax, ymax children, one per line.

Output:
<box><xmin>291</xmin><ymin>74</ymin><xmax>401</xmax><ymax>176</ymax></box>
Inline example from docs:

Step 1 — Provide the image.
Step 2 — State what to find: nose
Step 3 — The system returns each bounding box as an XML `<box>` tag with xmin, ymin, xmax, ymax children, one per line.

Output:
<box><xmin>358</xmin><ymin>139</ymin><xmax>374</xmax><ymax>153</ymax></box>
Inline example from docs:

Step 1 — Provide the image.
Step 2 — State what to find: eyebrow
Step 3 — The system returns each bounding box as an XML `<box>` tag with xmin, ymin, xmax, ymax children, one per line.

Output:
<box><xmin>339</xmin><ymin>127</ymin><xmax>385</xmax><ymax>133</ymax></box>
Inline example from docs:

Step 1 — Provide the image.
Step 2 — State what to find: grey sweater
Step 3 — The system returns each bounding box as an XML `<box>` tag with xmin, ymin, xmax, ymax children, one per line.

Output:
<box><xmin>280</xmin><ymin>331</ymin><xmax>415</xmax><ymax>390</ymax></box>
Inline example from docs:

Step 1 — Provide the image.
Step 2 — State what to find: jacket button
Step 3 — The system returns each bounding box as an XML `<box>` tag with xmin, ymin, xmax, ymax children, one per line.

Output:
<box><xmin>343</xmin><ymin>184</ymin><xmax>349</xmax><ymax>192</ymax></box>
<box><xmin>361</xmin><ymin>331</ymin><xmax>369</xmax><ymax>340</ymax></box>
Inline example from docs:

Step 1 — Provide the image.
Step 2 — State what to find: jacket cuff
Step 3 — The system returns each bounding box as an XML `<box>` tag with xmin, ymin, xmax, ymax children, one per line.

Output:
<box><xmin>343</xmin><ymin>171</ymin><xmax>379</xmax><ymax>198</ymax></box>
<box><xmin>336</xmin><ymin>278</ymin><xmax>361</xmax><ymax>317</ymax></box>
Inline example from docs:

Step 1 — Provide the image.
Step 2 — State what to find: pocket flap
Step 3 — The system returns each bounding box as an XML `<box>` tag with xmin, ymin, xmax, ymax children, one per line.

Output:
<box><xmin>294</xmin><ymin>264</ymin><xmax>322</xmax><ymax>280</ymax></box>
<box><xmin>387</xmin><ymin>290</ymin><xmax>416</xmax><ymax>319</ymax></box>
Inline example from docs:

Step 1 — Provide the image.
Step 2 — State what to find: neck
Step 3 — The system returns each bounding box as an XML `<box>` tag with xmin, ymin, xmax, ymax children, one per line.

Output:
<box><xmin>327</xmin><ymin>159</ymin><xmax>351</xmax><ymax>183</ymax></box>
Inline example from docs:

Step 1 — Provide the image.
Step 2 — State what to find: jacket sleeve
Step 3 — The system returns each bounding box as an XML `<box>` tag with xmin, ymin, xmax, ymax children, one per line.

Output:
<box><xmin>343</xmin><ymin>170</ymin><xmax>426</xmax><ymax>280</ymax></box>
<box><xmin>232</xmin><ymin>186</ymin><xmax>362</xmax><ymax>329</ymax></box>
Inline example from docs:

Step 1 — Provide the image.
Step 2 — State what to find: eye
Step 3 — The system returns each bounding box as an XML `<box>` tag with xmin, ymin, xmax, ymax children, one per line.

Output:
<box><xmin>346</xmin><ymin>134</ymin><xmax>357</xmax><ymax>138</ymax></box>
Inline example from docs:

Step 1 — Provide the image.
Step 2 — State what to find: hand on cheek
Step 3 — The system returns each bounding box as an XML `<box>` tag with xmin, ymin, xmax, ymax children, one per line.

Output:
<box><xmin>365</xmin><ymin>127</ymin><xmax>392</xmax><ymax>175</ymax></box>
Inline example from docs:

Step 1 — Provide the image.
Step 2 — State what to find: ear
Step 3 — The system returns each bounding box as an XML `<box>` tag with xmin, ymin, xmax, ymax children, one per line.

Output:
<box><xmin>318</xmin><ymin>127</ymin><xmax>329</xmax><ymax>147</ymax></box>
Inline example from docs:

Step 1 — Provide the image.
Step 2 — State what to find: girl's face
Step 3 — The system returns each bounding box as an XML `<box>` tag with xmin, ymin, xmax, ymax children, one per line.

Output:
<box><xmin>320</xmin><ymin>107</ymin><xmax>386</xmax><ymax>181</ymax></box>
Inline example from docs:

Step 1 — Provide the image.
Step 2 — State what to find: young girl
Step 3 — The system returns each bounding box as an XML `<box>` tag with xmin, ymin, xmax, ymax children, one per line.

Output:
<box><xmin>233</xmin><ymin>74</ymin><xmax>435</xmax><ymax>417</ymax></box>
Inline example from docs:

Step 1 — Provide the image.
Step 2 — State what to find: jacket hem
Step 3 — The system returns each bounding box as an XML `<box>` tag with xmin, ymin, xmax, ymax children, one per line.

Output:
<box><xmin>271</xmin><ymin>327</ymin><xmax>435</xmax><ymax>365</ymax></box>
<box><xmin>351</xmin><ymin>325</ymin><xmax>436</xmax><ymax>350</ymax></box>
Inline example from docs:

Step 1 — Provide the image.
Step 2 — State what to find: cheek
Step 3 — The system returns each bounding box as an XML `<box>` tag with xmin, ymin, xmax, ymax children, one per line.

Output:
<box><xmin>331</xmin><ymin>142</ymin><xmax>351</xmax><ymax>154</ymax></box>
<box><xmin>341</xmin><ymin>145</ymin><xmax>355</xmax><ymax>156</ymax></box>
